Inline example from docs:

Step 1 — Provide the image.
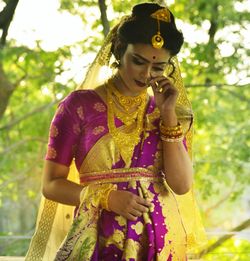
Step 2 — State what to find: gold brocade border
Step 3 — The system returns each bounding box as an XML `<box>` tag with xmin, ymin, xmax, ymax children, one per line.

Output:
<box><xmin>79</xmin><ymin>132</ymin><xmax>120</xmax><ymax>174</ymax></box>
<box><xmin>80</xmin><ymin>175</ymin><xmax>161</xmax><ymax>185</ymax></box>
<box><xmin>80</xmin><ymin>167</ymin><xmax>156</xmax><ymax>176</ymax></box>
<box><xmin>80</xmin><ymin>167</ymin><xmax>161</xmax><ymax>185</ymax></box>
<box><xmin>25</xmin><ymin>199</ymin><xmax>58</xmax><ymax>260</ymax></box>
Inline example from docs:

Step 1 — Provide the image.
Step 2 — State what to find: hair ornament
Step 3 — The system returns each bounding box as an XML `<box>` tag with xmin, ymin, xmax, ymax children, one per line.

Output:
<box><xmin>150</xmin><ymin>8</ymin><xmax>171</xmax><ymax>22</ymax></box>
<box><xmin>150</xmin><ymin>8</ymin><xmax>171</xmax><ymax>49</ymax></box>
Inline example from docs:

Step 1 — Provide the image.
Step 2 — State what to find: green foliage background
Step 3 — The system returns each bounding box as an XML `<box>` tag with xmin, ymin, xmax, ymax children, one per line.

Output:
<box><xmin>0</xmin><ymin>0</ymin><xmax>249</xmax><ymax>259</ymax></box>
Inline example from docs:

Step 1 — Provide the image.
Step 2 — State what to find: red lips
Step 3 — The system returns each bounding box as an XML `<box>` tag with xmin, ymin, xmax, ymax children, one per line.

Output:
<box><xmin>134</xmin><ymin>80</ymin><xmax>146</xmax><ymax>87</ymax></box>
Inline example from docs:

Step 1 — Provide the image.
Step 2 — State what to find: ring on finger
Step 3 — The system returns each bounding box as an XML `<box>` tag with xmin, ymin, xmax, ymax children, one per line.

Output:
<box><xmin>156</xmin><ymin>86</ymin><xmax>164</xmax><ymax>93</ymax></box>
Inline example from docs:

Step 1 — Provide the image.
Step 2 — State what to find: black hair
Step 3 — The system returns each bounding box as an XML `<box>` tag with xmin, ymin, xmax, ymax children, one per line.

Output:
<box><xmin>111</xmin><ymin>3</ymin><xmax>184</xmax><ymax>61</ymax></box>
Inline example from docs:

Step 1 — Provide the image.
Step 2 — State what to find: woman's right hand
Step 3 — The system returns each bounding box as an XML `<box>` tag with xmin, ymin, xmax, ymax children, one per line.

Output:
<box><xmin>108</xmin><ymin>190</ymin><xmax>151</xmax><ymax>221</ymax></box>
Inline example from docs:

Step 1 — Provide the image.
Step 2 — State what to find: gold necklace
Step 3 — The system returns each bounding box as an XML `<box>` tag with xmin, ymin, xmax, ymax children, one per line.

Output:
<box><xmin>106</xmin><ymin>78</ymin><xmax>147</xmax><ymax>166</ymax></box>
<box><xmin>111</xmin><ymin>97</ymin><xmax>139</xmax><ymax>126</ymax></box>
<box><xmin>110</xmin><ymin>77</ymin><xmax>147</xmax><ymax>113</ymax></box>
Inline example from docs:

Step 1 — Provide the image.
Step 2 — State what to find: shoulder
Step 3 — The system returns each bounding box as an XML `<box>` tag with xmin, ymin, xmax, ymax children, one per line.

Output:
<box><xmin>62</xmin><ymin>90</ymin><xmax>97</xmax><ymax>105</ymax></box>
<box><xmin>58</xmin><ymin>89</ymin><xmax>104</xmax><ymax>110</ymax></box>
<box><xmin>57</xmin><ymin>89</ymin><xmax>106</xmax><ymax>119</ymax></box>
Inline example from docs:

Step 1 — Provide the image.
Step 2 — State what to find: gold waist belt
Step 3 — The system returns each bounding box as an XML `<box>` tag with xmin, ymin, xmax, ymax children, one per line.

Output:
<box><xmin>79</xmin><ymin>167</ymin><xmax>161</xmax><ymax>185</ymax></box>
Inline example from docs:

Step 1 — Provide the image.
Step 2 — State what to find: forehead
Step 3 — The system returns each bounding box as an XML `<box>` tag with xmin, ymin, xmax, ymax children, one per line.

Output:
<box><xmin>125</xmin><ymin>43</ymin><xmax>171</xmax><ymax>63</ymax></box>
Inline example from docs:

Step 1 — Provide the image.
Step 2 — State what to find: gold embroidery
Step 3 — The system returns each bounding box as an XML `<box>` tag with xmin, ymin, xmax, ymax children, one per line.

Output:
<box><xmin>73</xmin><ymin>123</ymin><xmax>81</xmax><ymax>135</ymax></box>
<box><xmin>25</xmin><ymin>199</ymin><xmax>58</xmax><ymax>260</ymax></box>
<box><xmin>123</xmin><ymin>238</ymin><xmax>141</xmax><ymax>259</ymax></box>
<box><xmin>128</xmin><ymin>180</ymin><xmax>137</xmax><ymax>189</ymax></box>
<box><xmin>115</xmin><ymin>215</ymin><xmax>126</xmax><ymax>227</ymax></box>
<box><xmin>81</xmin><ymin>176</ymin><xmax>160</xmax><ymax>185</ymax></box>
<box><xmin>80</xmin><ymin>168</ymin><xmax>159</xmax><ymax>185</ymax></box>
<box><xmin>93</xmin><ymin>126</ymin><xmax>105</xmax><ymax>135</ymax></box>
<box><xmin>47</xmin><ymin>146</ymin><xmax>57</xmax><ymax>159</ymax></box>
<box><xmin>50</xmin><ymin>124</ymin><xmax>59</xmax><ymax>138</ymax></box>
<box><xmin>131</xmin><ymin>221</ymin><xmax>143</xmax><ymax>235</ymax></box>
<box><xmin>79</xmin><ymin>132</ymin><xmax>120</xmax><ymax>174</ymax></box>
<box><xmin>145</xmin><ymin>107</ymin><xmax>160</xmax><ymax>131</ymax></box>
<box><xmin>80</xmin><ymin>167</ymin><xmax>156</xmax><ymax>177</ymax></box>
<box><xmin>76</xmin><ymin>106</ymin><xmax>84</xmax><ymax>120</ymax></box>
<box><xmin>93</xmin><ymin>102</ymin><xmax>106</xmax><ymax>112</ymax></box>
<box><xmin>103</xmin><ymin>229</ymin><xmax>125</xmax><ymax>250</ymax></box>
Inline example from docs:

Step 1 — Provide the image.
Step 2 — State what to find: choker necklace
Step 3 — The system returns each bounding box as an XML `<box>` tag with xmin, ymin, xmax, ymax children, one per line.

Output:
<box><xmin>106</xmin><ymin>78</ymin><xmax>147</xmax><ymax>166</ymax></box>
<box><xmin>111</xmin><ymin>75</ymin><xmax>147</xmax><ymax>112</ymax></box>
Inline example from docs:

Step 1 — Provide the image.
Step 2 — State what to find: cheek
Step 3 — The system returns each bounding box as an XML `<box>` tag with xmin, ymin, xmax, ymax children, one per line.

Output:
<box><xmin>123</xmin><ymin>60</ymin><xmax>139</xmax><ymax>76</ymax></box>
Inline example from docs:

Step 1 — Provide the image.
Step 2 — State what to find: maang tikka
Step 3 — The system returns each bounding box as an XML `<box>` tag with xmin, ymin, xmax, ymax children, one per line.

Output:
<box><xmin>150</xmin><ymin>8</ymin><xmax>171</xmax><ymax>49</ymax></box>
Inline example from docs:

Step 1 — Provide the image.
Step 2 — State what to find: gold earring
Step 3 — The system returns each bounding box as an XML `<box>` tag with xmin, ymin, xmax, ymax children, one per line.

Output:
<box><xmin>111</xmin><ymin>60</ymin><xmax>121</xmax><ymax>69</ymax></box>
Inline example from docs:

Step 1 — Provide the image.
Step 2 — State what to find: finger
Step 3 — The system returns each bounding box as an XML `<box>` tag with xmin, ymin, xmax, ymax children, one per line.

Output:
<box><xmin>153</xmin><ymin>83</ymin><xmax>166</xmax><ymax>94</ymax></box>
<box><xmin>133</xmin><ymin>202</ymin><xmax>149</xmax><ymax>213</ymax></box>
<box><xmin>130</xmin><ymin>208</ymin><xmax>143</xmax><ymax>217</ymax></box>
<box><xmin>149</xmin><ymin>76</ymin><xmax>171</xmax><ymax>86</ymax></box>
<box><xmin>156</xmin><ymin>78</ymin><xmax>172</xmax><ymax>86</ymax></box>
<box><xmin>151</xmin><ymin>81</ymin><xmax>172</xmax><ymax>94</ymax></box>
<box><xmin>135</xmin><ymin>196</ymin><xmax>152</xmax><ymax>207</ymax></box>
<box><xmin>150</xmin><ymin>81</ymin><xmax>163</xmax><ymax>93</ymax></box>
<box><xmin>126</xmin><ymin>213</ymin><xmax>138</xmax><ymax>221</ymax></box>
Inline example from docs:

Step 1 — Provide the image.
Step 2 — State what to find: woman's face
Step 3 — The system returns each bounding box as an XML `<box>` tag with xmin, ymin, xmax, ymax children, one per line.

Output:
<box><xmin>118</xmin><ymin>43</ymin><xmax>171</xmax><ymax>96</ymax></box>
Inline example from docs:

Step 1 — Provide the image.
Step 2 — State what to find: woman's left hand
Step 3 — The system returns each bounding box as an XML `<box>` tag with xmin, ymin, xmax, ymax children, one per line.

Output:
<box><xmin>150</xmin><ymin>75</ymin><xmax>178</xmax><ymax>120</ymax></box>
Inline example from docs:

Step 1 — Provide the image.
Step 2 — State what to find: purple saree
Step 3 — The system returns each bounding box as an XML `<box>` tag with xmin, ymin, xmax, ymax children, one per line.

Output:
<box><xmin>46</xmin><ymin>90</ymin><xmax>192</xmax><ymax>260</ymax></box>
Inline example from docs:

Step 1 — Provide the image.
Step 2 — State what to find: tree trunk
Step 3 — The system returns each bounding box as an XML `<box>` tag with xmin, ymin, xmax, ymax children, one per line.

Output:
<box><xmin>0</xmin><ymin>0</ymin><xmax>19</xmax><ymax>46</ymax></box>
<box><xmin>0</xmin><ymin>0</ymin><xmax>20</xmax><ymax>120</ymax></box>
<box><xmin>98</xmin><ymin>0</ymin><xmax>110</xmax><ymax>37</ymax></box>
<box><xmin>0</xmin><ymin>63</ymin><xmax>16</xmax><ymax>120</ymax></box>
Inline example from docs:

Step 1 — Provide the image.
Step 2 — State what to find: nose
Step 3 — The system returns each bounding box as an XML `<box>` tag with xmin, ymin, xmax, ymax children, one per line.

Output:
<box><xmin>140</xmin><ymin>65</ymin><xmax>151</xmax><ymax>81</ymax></box>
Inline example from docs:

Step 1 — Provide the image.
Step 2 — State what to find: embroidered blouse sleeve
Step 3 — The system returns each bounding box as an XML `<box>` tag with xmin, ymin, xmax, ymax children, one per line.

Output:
<box><xmin>45</xmin><ymin>92</ymin><xmax>85</xmax><ymax>167</ymax></box>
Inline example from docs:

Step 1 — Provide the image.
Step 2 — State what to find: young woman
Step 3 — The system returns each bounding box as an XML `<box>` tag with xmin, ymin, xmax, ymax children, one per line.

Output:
<box><xmin>26</xmin><ymin>3</ymin><xmax>206</xmax><ymax>260</ymax></box>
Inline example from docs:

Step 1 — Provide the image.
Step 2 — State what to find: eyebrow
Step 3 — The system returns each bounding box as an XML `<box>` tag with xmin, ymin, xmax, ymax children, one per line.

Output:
<box><xmin>133</xmin><ymin>53</ymin><xmax>168</xmax><ymax>65</ymax></box>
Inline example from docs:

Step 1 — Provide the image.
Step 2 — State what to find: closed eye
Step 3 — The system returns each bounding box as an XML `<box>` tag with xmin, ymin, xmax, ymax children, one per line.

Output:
<box><xmin>152</xmin><ymin>66</ymin><xmax>165</xmax><ymax>72</ymax></box>
<box><xmin>132</xmin><ymin>56</ymin><xmax>165</xmax><ymax>72</ymax></box>
<box><xmin>132</xmin><ymin>57</ymin><xmax>144</xmax><ymax>65</ymax></box>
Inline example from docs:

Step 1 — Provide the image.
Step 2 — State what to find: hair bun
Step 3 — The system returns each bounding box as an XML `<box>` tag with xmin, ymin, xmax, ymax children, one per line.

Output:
<box><xmin>132</xmin><ymin>3</ymin><xmax>162</xmax><ymax>18</ymax></box>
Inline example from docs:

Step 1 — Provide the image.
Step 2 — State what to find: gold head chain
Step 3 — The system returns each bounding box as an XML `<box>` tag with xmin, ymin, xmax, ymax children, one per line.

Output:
<box><xmin>150</xmin><ymin>8</ymin><xmax>171</xmax><ymax>49</ymax></box>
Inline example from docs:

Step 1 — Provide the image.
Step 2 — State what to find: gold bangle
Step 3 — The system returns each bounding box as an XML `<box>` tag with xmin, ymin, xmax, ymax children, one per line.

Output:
<box><xmin>159</xmin><ymin>121</ymin><xmax>183</xmax><ymax>137</ymax></box>
<box><xmin>100</xmin><ymin>184</ymin><xmax>117</xmax><ymax>211</ymax></box>
<box><xmin>161</xmin><ymin>135</ymin><xmax>184</xmax><ymax>143</ymax></box>
<box><xmin>161</xmin><ymin>133</ymin><xmax>183</xmax><ymax>139</ymax></box>
<box><xmin>79</xmin><ymin>184</ymin><xmax>117</xmax><ymax>211</ymax></box>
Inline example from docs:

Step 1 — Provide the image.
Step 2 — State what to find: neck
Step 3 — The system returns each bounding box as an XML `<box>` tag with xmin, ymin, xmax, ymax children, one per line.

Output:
<box><xmin>113</xmin><ymin>73</ymin><xmax>143</xmax><ymax>97</ymax></box>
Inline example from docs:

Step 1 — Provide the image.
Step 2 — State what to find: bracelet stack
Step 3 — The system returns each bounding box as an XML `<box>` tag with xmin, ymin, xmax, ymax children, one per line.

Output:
<box><xmin>159</xmin><ymin>120</ymin><xmax>184</xmax><ymax>142</ymax></box>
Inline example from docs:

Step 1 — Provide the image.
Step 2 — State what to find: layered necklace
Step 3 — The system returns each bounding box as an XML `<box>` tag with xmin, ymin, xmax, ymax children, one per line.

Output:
<box><xmin>106</xmin><ymin>77</ymin><xmax>148</xmax><ymax>166</ymax></box>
